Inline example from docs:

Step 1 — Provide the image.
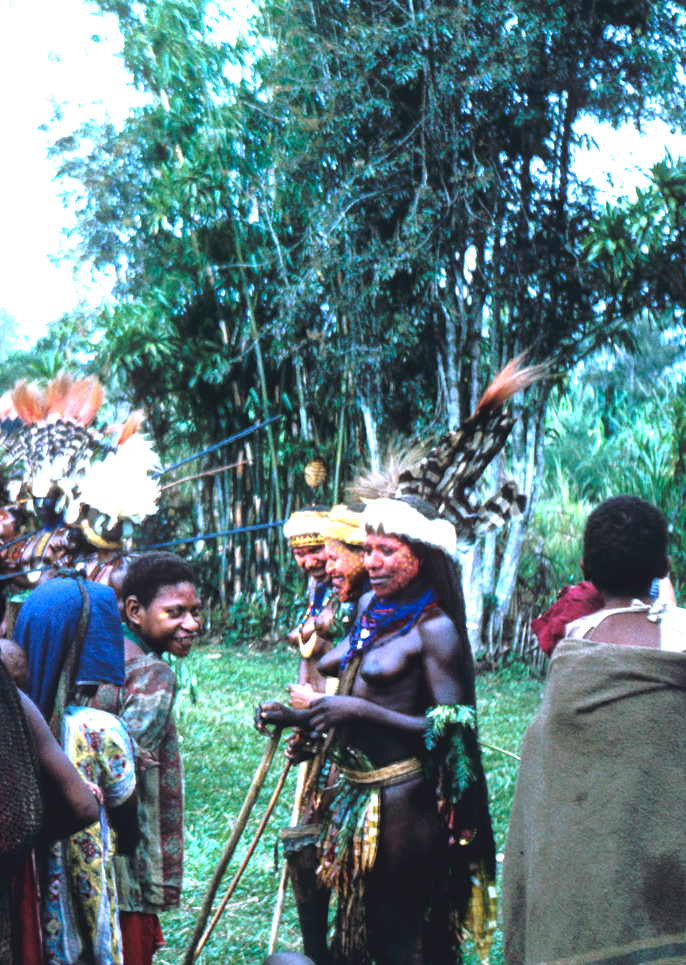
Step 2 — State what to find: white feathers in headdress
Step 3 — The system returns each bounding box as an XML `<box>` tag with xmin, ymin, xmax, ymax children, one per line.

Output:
<box><xmin>0</xmin><ymin>374</ymin><xmax>161</xmax><ymax>544</ymax></box>
<box><xmin>70</xmin><ymin>433</ymin><xmax>161</xmax><ymax>527</ymax></box>
<box><xmin>361</xmin><ymin>498</ymin><xmax>459</xmax><ymax>558</ymax></box>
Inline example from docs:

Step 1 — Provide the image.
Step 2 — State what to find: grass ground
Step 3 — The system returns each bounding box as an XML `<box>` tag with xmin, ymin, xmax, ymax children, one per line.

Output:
<box><xmin>156</xmin><ymin>645</ymin><xmax>545</xmax><ymax>965</ymax></box>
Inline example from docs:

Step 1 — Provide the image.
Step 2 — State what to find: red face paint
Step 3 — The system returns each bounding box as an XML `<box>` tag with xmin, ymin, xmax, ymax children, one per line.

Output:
<box><xmin>325</xmin><ymin>539</ymin><xmax>366</xmax><ymax>601</ymax></box>
<box><xmin>363</xmin><ymin>534</ymin><xmax>421</xmax><ymax>598</ymax></box>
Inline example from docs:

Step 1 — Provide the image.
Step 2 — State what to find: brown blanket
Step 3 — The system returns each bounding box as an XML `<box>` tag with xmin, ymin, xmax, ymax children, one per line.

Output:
<box><xmin>502</xmin><ymin>639</ymin><xmax>686</xmax><ymax>965</ymax></box>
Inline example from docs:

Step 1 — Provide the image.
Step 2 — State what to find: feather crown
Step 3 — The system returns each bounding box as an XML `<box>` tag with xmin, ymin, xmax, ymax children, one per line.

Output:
<box><xmin>0</xmin><ymin>373</ymin><xmax>160</xmax><ymax>547</ymax></box>
<box><xmin>351</xmin><ymin>356</ymin><xmax>547</xmax><ymax>557</ymax></box>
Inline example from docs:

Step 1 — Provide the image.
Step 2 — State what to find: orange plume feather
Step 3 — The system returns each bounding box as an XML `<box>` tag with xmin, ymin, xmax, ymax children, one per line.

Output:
<box><xmin>11</xmin><ymin>382</ymin><xmax>48</xmax><ymax>425</ymax></box>
<box><xmin>42</xmin><ymin>374</ymin><xmax>103</xmax><ymax>425</ymax></box>
<box><xmin>61</xmin><ymin>378</ymin><xmax>104</xmax><ymax>426</ymax></box>
<box><xmin>117</xmin><ymin>410</ymin><xmax>145</xmax><ymax>446</ymax></box>
<box><xmin>474</xmin><ymin>354</ymin><xmax>548</xmax><ymax>416</ymax></box>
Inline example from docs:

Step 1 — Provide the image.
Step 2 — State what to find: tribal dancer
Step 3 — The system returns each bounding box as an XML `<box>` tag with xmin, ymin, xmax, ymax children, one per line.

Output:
<box><xmin>284</xmin><ymin>506</ymin><xmax>334</xmax><ymax>696</ymax></box>
<box><xmin>279</xmin><ymin>503</ymin><xmax>369</xmax><ymax>964</ymax></box>
<box><xmin>258</xmin><ymin>358</ymin><xmax>544</xmax><ymax>965</ymax></box>
<box><xmin>290</xmin><ymin>503</ymin><xmax>370</xmax><ymax>708</ymax></box>
<box><xmin>0</xmin><ymin>374</ymin><xmax>160</xmax><ymax>601</ymax></box>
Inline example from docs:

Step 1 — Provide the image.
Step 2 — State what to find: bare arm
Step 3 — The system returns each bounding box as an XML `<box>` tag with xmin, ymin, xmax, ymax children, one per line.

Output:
<box><xmin>317</xmin><ymin>637</ymin><xmax>349</xmax><ymax>678</ymax></box>
<box><xmin>308</xmin><ymin>611</ymin><xmax>468</xmax><ymax>734</ymax></box>
<box><xmin>20</xmin><ymin>693</ymin><xmax>99</xmax><ymax>838</ymax></box>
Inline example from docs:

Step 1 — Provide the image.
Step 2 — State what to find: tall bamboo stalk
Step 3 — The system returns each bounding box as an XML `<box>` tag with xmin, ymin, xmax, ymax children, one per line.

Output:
<box><xmin>233</xmin><ymin>235</ymin><xmax>285</xmax><ymax>574</ymax></box>
<box><xmin>333</xmin><ymin>393</ymin><xmax>346</xmax><ymax>505</ymax></box>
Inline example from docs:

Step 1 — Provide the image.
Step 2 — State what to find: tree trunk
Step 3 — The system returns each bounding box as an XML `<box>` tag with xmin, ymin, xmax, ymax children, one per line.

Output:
<box><xmin>485</xmin><ymin>398</ymin><xmax>548</xmax><ymax>650</ymax></box>
<box><xmin>360</xmin><ymin>395</ymin><xmax>380</xmax><ymax>472</ymax></box>
<box><xmin>459</xmin><ymin>541</ymin><xmax>483</xmax><ymax>656</ymax></box>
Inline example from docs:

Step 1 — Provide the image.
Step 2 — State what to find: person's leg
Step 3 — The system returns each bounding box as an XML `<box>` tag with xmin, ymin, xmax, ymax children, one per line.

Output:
<box><xmin>365</xmin><ymin>779</ymin><xmax>446</xmax><ymax>965</ymax></box>
<box><xmin>119</xmin><ymin>911</ymin><xmax>165</xmax><ymax>965</ymax></box>
<box><xmin>285</xmin><ymin>841</ymin><xmax>331</xmax><ymax>964</ymax></box>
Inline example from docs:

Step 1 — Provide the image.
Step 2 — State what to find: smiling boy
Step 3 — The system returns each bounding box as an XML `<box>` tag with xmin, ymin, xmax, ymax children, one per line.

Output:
<box><xmin>93</xmin><ymin>551</ymin><xmax>201</xmax><ymax>965</ymax></box>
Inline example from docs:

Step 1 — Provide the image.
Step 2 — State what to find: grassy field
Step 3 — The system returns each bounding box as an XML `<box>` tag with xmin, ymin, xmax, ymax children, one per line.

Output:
<box><xmin>156</xmin><ymin>644</ymin><xmax>545</xmax><ymax>965</ymax></box>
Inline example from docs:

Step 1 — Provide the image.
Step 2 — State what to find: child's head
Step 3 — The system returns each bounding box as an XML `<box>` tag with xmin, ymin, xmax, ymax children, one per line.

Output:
<box><xmin>122</xmin><ymin>552</ymin><xmax>201</xmax><ymax>657</ymax></box>
<box><xmin>582</xmin><ymin>495</ymin><xmax>668</xmax><ymax>598</ymax></box>
<box><xmin>0</xmin><ymin>638</ymin><xmax>29</xmax><ymax>690</ymax></box>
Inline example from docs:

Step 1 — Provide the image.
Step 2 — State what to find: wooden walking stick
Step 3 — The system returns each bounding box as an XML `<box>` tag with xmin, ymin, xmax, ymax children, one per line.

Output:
<box><xmin>192</xmin><ymin>757</ymin><xmax>293</xmax><ymax>959</ymax></box>
<box><xmin>268</xmin><ymin>760</ymin><xmax>309</xmax><ymax>954</ymax></box>
<box><xmin>181</xmin><ymin>729</ymin><xmax>282</xmax><ymax>965</ymax></box>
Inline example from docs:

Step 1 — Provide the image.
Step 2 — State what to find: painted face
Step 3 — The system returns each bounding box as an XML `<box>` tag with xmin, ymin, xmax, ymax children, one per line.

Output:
<box><xmin>324</xmin><ymin>539</ymin><xmax>366</xmax><ymax>601</ymax></box>
<box><xmin>363</xmin><ymin>533</ymin><xmax>421</xmax><ymax>599</ymax></box>
<box><xmin>126</xmin><ymin>581</ymin><xmax>202</xmax><ymax>657</ymax></box>
<box><xmin>291</xmin><ymin>542</ymin><xmax>328</xmax><ymax>582</ymax></box>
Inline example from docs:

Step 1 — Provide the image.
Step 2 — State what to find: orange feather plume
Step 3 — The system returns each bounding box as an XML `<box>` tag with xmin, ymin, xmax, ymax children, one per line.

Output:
<box><xmin>42</xmin><ymin>374</ymin><xmax>103</xmax><ymax>425</ymax></box>
<box><xmin>60</xmin><ymin>377</ymin><xmax>104</xmax><ymax>426</ymax></box>
<box><xmin>11</xmin><ymin>382</ymin><xmax>48</xmax><ymax>425</ymax></box>
<box><xmin>11</xmin><ymin>374</ymin><xmax>104</xmax><ymax>426</ymax></box>
<box><xmin>474</xmin><ymin>354</ymin><xmax>548</xmax><ymax>416</ymax></box>
<box><xmin>44</xmin><ymin>373</ymin><xmax>74</xmax><ymax>421</ymax></box>
<box><xmin>117</xmin><ymin>410</ymin><xmax>145</xmax><ymax>446</ymax></box>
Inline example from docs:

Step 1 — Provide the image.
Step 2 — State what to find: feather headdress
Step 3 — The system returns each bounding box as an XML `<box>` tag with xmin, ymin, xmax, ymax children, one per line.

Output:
<box><xmin>352</xmin><ymin>356</ymin><xmax>547</xmax><ymax>557</ymax></box>
<box><xmin>0</xmin><ymin>373</ymin><xmax>160</xmax><ymax>547</ymax></box>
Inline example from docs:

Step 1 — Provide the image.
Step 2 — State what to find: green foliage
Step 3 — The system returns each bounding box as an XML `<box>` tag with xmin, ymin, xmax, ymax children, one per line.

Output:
<box><xmin>585</xmin><ymin>157</ymin><xmax>686</xmax><ymax>321</ymax></box>
<box><xmin>14</xmin><ymin>0</ymin><xmax>686</xmax><ymax>632</ymax></box>
<box><xmin>518</xmin><ymin>345</ymin><xmax>686</xmax><ymax>620</ymax></box>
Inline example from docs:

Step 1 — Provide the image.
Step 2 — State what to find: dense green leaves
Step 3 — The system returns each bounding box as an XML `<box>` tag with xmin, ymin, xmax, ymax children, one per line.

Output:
<box><xmin>18</xmin><ymin>0</ymin><xmax>686</xmax><ymax>635</ymax></box>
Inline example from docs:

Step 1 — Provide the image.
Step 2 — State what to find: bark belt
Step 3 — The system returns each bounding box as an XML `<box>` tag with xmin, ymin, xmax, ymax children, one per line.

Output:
<box><xmin>341</xmin><ymin>756</ymin><xmax>423</xmax><ymax>788</ymax></box>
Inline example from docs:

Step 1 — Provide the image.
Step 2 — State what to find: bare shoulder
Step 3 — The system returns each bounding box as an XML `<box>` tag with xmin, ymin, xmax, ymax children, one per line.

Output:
<box><xmin>418</xmin><ymin>607</ymin><xmax>461</xmax><ymax>661</ymax></box>
<box><xmin>357</xmin><ymin>589</ymin><xmax>375</xmax><ymax>612</ymax></box>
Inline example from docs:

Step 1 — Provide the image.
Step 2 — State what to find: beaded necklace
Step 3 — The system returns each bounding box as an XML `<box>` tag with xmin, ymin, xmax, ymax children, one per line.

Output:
<box><xmin>340</xmin><ymin>580</ymin><xmax>438</xmax><ymax>671</ymax></box>
<box><xmin>299</xmin><ymin>580</ymin><xmax>333</xmax><ymax>628</ymax></box>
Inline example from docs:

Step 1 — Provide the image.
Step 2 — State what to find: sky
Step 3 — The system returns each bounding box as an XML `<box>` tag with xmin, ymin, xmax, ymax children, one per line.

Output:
<box><xmin>1</xmin><ymin>0</ymin><xmax>685</xmax><ymax>348</ymax></box>
<box><xmin>0</xmin><ymin>0</ymin><xmax>140</xmax><ymax>346</ymax></box>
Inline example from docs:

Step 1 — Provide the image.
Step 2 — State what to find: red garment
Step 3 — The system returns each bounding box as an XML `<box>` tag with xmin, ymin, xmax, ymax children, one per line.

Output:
<box><xmin>119</xmin><ymin>912</ymin><xmax>165</xmax><ymax>965</ymax></box>
<box><xmin>10</xmin><ymin>854</ymin><xmax>43</xmax><ymax>965</ymax></box>
<box><xmin>531</xmin><ymin>581</ymin><xmax>604</xmax><ymax>655</ymax></box>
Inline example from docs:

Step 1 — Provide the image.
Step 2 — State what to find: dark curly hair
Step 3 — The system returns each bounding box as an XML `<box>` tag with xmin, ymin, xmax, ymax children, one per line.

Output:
<box><xmin>121</xmin><ymin>552</ymin><xmax>196</xmax><ymax>608</ymax></box>
<box><xmin>583</xmin><ymin>495</ymin><xmax>668</xmax><ymax>597</ymax></box>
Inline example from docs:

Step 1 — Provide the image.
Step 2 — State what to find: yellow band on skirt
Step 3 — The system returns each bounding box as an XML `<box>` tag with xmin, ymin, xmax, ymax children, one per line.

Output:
<box><xmin>340</xmin><ymin>756</ymin><xmax>423</xmax><ymax>788</ymax></box>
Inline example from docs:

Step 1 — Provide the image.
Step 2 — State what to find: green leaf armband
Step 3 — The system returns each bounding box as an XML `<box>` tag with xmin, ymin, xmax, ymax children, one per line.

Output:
<box><xmin>425</xmin><ymin>704</ymin><xmax>478</xmax><ymax>817</ymax></box>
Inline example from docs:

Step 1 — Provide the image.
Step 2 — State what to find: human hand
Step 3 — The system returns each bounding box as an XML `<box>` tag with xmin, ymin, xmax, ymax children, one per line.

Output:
<box><xmin>289</xmin><ymin>683</ymin><xmax>318</xmax><ymax>709</ymax></box>
<box><xmin>308</xmin><ymin>695</ymin><xmax>366</xmax><ymax>732</ymax></box>
<box><xmin>254</xmin><ymin>700</ymin><xmax>311</xmax><ymax>736</ymax></box>
<box><xmin>84</xmin><ymin>780</ymin><xmax>104</xmax><ymax>806</ymax></box>
<box><xmin>284</xmin><ymin>730</ymin><xmax>321</xmax><ymax>763</ymax></box>
<box><xmin>254</xmin><ymin>700</ymin><xmax>290</xmax><ymax>736</ymax></box>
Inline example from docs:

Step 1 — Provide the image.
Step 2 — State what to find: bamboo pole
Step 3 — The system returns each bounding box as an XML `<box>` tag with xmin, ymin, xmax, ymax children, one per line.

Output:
<box><xmin>180</xmin><ymin>731</ymin><xmax>282</xmax><ymax>965</ymax></box>
<box><xmin>332</xmin><ymin>393</ymin><xmax>346</xmax><ymax>506</ymax></box>
<box><xmin>193</xmin><ymin>758</ymin><xmax>293</xmax><ymax>960</ymax></box>
<box><xmin>158</xmin><ymin>461</ymin><xmax>245</xmax><ymax>492</ymax></box>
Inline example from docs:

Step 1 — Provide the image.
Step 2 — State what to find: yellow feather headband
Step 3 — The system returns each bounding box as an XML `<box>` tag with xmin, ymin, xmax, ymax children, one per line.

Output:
<box><xmin>283</xmin><ymin>506</ymin><xmax>330</xmax><ymax>545</ymax></box>
<box><xmin>322</xmin><ymin>503</ymin><xmax>365</xmax><ymax>546</ymax></box>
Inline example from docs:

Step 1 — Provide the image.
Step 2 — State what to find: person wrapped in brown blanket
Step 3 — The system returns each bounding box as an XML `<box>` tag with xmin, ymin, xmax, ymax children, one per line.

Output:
<box><xmin>503</xmin><ymin>495</ymin><xmax>686</xmax><ymax>965</ymax></box>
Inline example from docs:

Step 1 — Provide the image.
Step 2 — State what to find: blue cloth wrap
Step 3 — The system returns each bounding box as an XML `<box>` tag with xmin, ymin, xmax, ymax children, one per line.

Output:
<box><xmin>13</xmin><ymin>578</ymin><xmax>125</xmax><ymax>717</ymax></box>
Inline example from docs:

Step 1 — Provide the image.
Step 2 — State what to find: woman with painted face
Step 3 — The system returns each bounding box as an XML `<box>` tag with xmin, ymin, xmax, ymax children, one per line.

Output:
<box><xmin>257</xmin><ymin>359</ymin><xmax>544</xmax><ymax>965</ymax></box>
<box><xmin>310</xmin><ymin>497</ymin><xmax>494</xmax><ymax>965</ymax></box>
<box><xmin>289</xmin><ymin>503</ymin><xmax>369</xmax><ymax>709</ymax></box>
